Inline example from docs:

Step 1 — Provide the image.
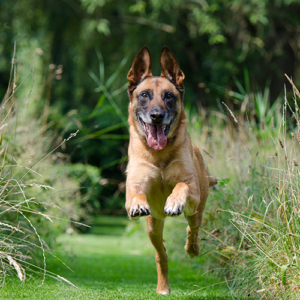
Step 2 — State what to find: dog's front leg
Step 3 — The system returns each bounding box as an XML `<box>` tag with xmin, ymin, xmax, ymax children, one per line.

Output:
<box><xmin>125</xmin><ymin>191</ymin><xmax>151</xmax><ymax>221</ymax></box>
<box><xmin>125</xmin><ymin>164</ymin><xmax>154</xmax><ymax>221</ymax></box>
<box><xmin>164</xmin><ymin>180</ymin><xmax>199</xmax><ymax>217</ymax></box>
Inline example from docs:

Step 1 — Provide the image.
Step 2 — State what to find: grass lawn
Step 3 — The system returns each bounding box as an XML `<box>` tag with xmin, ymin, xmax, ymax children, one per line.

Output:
<box><xmin>1</xmin><ymin>217</ymin><xmax>230</xmax><ymax>299</ymax></box>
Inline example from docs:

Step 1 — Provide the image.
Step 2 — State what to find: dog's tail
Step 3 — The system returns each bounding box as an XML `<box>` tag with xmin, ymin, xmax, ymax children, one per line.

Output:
<box><xmin>203</xmin><ymin>159</ymin><xmax>218</xmax><ymax>187</ymax></box>
<box><xmin>193</xmin><ymin>145</ymin><xmax>217</xmax><ymax>187</ymax></box>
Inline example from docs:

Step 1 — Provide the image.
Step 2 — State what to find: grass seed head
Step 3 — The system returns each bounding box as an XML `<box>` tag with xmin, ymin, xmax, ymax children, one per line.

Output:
<box><xmin>278</xmin><ymin>138</ymin><xmax>284</xmax><ymax>148</ymax></box>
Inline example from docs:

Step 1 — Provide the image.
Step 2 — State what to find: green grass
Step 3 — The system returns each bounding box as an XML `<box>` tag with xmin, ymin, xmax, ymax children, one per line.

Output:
<box><xmin>1</xmin><ymin>217</ymin><xmax>229</xmax><ymax>299</ymax></box>
<box><xmin>88</xmin><ymin>215</ymin><xmax>128</xmax><ymax>236</ymax></box>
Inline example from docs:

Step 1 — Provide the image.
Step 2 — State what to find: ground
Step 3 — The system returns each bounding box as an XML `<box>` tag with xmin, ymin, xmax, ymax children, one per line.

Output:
<box><xmin>1</xmin><ymin>217</ymin><xmax>230</xmax><ymax>299</ymax></box>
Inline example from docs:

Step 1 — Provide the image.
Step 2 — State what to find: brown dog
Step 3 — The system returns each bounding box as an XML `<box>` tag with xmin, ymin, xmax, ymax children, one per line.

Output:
<box><xmin>125</xmin><ymin>46</ymin><xmax>216</xmax><ymax>295</ymax></box>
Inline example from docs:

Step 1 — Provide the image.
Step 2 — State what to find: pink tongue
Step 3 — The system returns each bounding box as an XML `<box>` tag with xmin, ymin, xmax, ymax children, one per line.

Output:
<box><xmin>147</xmin><ymin>124</ymin><xmax>167</xmax><ymax>150</ymax></box>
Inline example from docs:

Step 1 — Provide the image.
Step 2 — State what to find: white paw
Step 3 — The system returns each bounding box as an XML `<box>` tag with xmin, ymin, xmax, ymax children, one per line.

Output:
<box><xmin>164</xmin><ymin>195</ymin><xmax>185</xmax><ymax>216</ymax></box>
<box><xmin>157</xmin><ymin>289</ymin><xmax>170</xmax><ymax>295</ymax></box>
<box><xmin>129</xmin><ymin>203</ymin><xmax>151</xmax><ymax>220</ymax></box>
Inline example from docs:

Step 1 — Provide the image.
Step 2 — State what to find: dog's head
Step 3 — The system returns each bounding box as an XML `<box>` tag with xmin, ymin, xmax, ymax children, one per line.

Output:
<box><xmin>127</xmin><ymin>46</ymin><xmax>185</xmax><ymax>151</ymax></box>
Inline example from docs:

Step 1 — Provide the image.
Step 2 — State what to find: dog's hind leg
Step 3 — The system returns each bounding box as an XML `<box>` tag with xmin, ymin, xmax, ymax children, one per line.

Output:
<box><xmin>184</xmin><ymin>146</ymin><xmax>210</xmax><ymax>258</ymax></box>
<box><xmin>184</xmin><ymin>194</ymin><xmax>208</xmax><ymax>258</ymax></box>
<box><xmin>146</xmin><ymin>215</ymin><xmax>170</xmax><ymax>295</ymax></box>
<box><xmin>184</xmin><ymin>211</ymin><xmax>202</xmax><ymax>258</ymax></box>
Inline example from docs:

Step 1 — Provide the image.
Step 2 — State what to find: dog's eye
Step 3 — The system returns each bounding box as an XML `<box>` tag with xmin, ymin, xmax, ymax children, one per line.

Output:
<box><xmin>141</xmin><ymin>92</ymin><xmax>148</xmax><ymax>98</ymax></box>
<box><xmin>165</xmin><ymin>93</ymin><xmax>174</xmax><ymax>100</ymax></box>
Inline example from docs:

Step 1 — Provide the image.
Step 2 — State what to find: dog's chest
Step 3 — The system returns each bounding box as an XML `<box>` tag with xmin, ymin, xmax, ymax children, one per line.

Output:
<box><xmin>146</xmin><ymin>169</ymin><xmax>175</xmax><ymax>219</ymax></box>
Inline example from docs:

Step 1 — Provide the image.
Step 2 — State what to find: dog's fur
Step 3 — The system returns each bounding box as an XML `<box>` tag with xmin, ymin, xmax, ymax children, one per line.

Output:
<box><xmin>125</xmin><ymin>46</ymin><xmax>216</xmax><ymax>295</ymax></box>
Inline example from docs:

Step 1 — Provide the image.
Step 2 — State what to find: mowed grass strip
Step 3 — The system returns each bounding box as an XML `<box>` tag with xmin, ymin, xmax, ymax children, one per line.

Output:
<box><xmin>1</xmin><ymin>231</ymin><xmax>229</xmax><ymax>299</ymax></box>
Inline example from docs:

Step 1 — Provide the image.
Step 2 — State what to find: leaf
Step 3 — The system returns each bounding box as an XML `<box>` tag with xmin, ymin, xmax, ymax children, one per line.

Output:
<box><xmin>232</xmin><ymin>74</ymin><xmax>246</xmax><ymax>95</ymax></box>
<box><xmin>79</xmin><ymin>123</ymin><xmax>126</xmax><ymax>141</ymax></box>
<box><xmin>86</xmin><ymin>20</ymin><xmax>97</xmax><ymax>32</ymax></box>
<box><xmin>100</xmin><ymin>156</ymin><xmax>128</xmax><ymax>170</ymax></box>
<box><xmin>281</xmin><ymin>264</ymin><xmax>288</xmax><ymax>286</ymax></box>
<box><xmin>97</xmin><ymin>19</ymin><xmax>110</xmax><ymax>36</ymax></box>
<box><xmin>92</xmin><ymin>94</ymin><xmax>106</xmax><ymax>113</ymax></box>
<box><xmin>57</xmin><ymin>275</ymin><xmax>77</xmax><ymax>288</ymax></box>
<box><xmin>7</xmin><ymin>255</ymin><xmax>24</xmax><ymax>282</ymax></box>
<box><xmin>267</xmin><ymin>261</ymin><xmax>277</xmax><ymax>269</ymax></box>
<box><xmin>129</xmin><ymin>2</ymin><xmax>146</xmax><ymax>13</ymax></box>
<box><xmin>208</xmin><ymin>34</ymin><xmax>226</xmax><ymax>45</ymax></box>
<box><xmin>106</xmin><ymin>57</ymin><xmax>128</xmax><ymax>89</ymax></box>
<box><xmin>244</xmin><ymin>68</ymin><xmax>250</xmax><ymax>94</ymax></box>
<box><xmin>252</xmin><ymin>217</ymin><xmax>263</xmax><ymax>222</ymax></box>
<box><xmin>96</xmin><ymin>49</ymin><xmax>105</xmax><ymax>83</ymax></box>
<box><xmin>219</xmin><ymin>178</ymin><xmax>230</xmax><ymax>186</ymax></box>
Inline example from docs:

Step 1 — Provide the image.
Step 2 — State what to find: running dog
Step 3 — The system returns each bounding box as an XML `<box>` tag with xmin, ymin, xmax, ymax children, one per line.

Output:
<box><xmin>125</xmin><ymin>46</ymin><xmax>216</xmax><ymax>295</ymax></box>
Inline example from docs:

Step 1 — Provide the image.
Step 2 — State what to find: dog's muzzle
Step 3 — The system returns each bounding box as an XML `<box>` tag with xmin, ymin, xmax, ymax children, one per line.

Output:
<box><xmin>138</xmin><ymin>117</ymin><xmax>172</xmax><ymax>151</ymax></box>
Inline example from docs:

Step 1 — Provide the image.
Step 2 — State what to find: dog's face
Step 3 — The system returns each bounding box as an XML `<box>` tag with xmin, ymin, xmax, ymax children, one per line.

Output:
<box><xmin>127</xmin><ymin>47</ymin><xmax>185</xmax><ymax>151</ymax></box>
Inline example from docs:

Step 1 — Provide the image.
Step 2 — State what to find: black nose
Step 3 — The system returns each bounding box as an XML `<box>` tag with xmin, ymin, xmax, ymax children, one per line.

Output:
<box><xmin>150</xmin><ymin>110</ymin><xmax>165</xmax><ymax>122</ymax></box>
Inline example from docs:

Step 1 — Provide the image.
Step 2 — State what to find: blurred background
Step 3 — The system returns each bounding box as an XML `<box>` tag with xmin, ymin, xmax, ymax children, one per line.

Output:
<box><xmin>1</xmin><ymin>0</ymin><xmax>299</xmax><ymax>217</ymax></box>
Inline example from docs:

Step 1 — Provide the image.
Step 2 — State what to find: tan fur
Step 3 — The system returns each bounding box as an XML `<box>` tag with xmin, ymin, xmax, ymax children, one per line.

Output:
<box><xmin>125</xmin><ymin>47</ymin><xmax>216</xmax><ymax>295</ymax></box>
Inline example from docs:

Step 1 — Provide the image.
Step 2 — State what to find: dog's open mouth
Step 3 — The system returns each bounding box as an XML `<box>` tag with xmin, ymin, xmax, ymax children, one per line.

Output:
<box><xmin>139</xmin><ymin>117</ymin><xmax>171</xmax><ymax>151</ymax></box>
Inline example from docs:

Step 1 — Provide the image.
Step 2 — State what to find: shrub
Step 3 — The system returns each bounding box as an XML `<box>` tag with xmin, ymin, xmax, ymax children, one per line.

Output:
<box><xmin>0</xmin><ymin>47</ymin><xmax>88</xmax><ymax>286</ymax></box>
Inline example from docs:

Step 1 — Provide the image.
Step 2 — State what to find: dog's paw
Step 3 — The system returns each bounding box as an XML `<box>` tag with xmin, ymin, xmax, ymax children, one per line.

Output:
<box><xmin>185</xmin><ymin>243</ymin><xmax>200</xmax><ymax>258</ymax></box>
<box><xmin>129</xmin><ymin>203</ymin><xmax>151</xmax><ymax>220</ymax></box>
<box><xmin>164</xmin><ymin>194</ymin><xmax>186</xmax><ymax>216</ymax></box>
<box><xmin>157</xmin><ymin>288</ymin><xmax>171</xmax><ymax>295</ymax></box>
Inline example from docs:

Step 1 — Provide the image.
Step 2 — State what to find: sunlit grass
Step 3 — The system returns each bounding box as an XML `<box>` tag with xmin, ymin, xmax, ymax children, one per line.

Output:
<box><xmin>1</xmin><ymin>233</ymin><xmax>229</xmax><ymax>299</ymax></box>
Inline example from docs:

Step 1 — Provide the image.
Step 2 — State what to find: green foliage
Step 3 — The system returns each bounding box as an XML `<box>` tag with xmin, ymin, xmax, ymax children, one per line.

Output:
<box><xmin>0</xmin><ymin>47</ymin><xmax>96</xmax><ymax>285</ymax></box>
<box><xmin>211</xmin><ymin>69</ymin><xmax>283</xmax><ymax>130</ymax></box>
<box><xmin>62</xmin><ymin>163</ymin><xmax>101</xmax><ymax>210</ymax></box>
<box><xmin>1</xmin><ymin>0</ymin><xmax>300</xmax><ymax>195</ymax></box>
<box><xmin>192</xmin><ymin>80</ymin><xmax>300</xmax><ymax>298</ymax></box>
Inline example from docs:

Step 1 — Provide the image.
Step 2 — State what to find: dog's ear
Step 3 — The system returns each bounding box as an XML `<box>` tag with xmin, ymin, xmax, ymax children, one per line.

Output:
<box><xmin>160</xmin><ymin>46</ymin><xmax>185</xmax><ymax>91</ymax></box>
<box><xmin>127</xmin><ymin>46</ymin><xmax>152</xmax><ymax>91</ymax></box>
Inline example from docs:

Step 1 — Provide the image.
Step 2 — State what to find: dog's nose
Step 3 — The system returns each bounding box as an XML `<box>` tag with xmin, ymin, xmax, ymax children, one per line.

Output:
<box><xmin>150</xmin><ymin>110</ymin><xmax>165</xmax><ymax>122</ymax></box>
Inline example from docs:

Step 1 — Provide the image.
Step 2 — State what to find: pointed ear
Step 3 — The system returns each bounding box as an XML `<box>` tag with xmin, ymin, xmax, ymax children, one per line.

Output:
<box><xmin>127</xmin><ymin>46</ymin><xmax>152</xmax><ymax>91</ymax></box>
<box><xmin>160</xmin><ymin>46</ymin><xmax>185</xmax><ymax>91</ymax></box>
